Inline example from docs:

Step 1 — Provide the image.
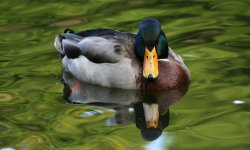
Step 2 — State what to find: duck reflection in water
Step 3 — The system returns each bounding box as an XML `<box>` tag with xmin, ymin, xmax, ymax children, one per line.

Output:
<box><xmin>62</xmin><ymin>70</ymin><xmax>189</xmax><ymax>141</ymax></box>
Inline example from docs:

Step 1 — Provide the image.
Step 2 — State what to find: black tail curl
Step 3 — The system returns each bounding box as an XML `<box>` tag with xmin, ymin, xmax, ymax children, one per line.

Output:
<box><xmin>64</xmin><ymin>28</ymin><xmax>75</xmax><ymax>34</ymax></box>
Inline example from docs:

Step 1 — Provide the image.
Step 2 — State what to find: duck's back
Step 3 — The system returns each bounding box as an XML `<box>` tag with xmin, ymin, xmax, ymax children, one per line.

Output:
<box><xmin>58</xmin><ymin>29</ymin><xmax>142</xmax><ymax>89</ymax></box>
<box><xmin>76</xmin><ymin>29</ymin><xmax>121</xmax><ymax>37</ymax></box>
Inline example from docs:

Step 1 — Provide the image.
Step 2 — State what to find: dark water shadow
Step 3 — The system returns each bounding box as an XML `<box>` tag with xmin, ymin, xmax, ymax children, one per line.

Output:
<box><xmin>61</xmin><ymin>70</ymin><xmax>189</xmax><ymax>141</ymax></box>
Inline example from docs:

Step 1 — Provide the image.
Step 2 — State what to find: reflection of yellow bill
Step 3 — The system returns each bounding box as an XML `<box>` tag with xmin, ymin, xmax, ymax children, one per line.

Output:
<box><xmin>143</xmin><ymin>47</ymin><xmax>159</xmax><ymax>79</ymax></box>
<box><xmin>143</xmin><ymin>103</ymin><xmax>159</xmax><ymax>128</ymax></box>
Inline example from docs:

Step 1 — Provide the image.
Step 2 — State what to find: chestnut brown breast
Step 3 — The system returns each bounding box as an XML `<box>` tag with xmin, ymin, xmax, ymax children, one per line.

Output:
<box><xmin>139</xmin><ymin>61</ymin><xmax>190</xmax><ymax>91</ymax></box>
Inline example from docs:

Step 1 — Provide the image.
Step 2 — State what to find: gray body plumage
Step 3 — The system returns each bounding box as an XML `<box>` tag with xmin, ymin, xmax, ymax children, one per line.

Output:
<box><xmin>55</xmin><ymin>30</ymin><xmax>141</xmax><ymax>89</ymax></box>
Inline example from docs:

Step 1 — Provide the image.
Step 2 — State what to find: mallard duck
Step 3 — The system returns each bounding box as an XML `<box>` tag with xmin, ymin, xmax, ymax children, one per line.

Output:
<box><xmin>55</xmin><ymin>18</ymin><xmax>190</xmax><ymax>90</ymax></box>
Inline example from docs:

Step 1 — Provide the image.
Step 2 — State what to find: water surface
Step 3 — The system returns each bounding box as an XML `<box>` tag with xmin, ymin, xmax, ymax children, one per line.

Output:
<box><xmin>0</xmin><ymin>0</ymin><xmax>250</xmax><ymax>149</ymax></box>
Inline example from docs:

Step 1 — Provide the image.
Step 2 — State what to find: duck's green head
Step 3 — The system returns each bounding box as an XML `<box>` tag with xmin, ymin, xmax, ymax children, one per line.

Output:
<box><xmin>135</xmin><ymin>18</ymin><xmax>169</xmax><ymax>79</ymax></box>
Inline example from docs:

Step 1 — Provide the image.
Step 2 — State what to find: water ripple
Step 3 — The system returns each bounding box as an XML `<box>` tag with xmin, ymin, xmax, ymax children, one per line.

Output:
<box><xmin>0</xmin><ymin>0</ymin><xmax>250</xmax><ymax>149</ymax></box>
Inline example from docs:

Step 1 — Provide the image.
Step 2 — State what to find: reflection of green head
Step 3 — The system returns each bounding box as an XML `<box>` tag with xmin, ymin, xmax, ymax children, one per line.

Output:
<box><xmin>141</xmin><ymin>128</ymin><xmax>162</xmax><ymax>141</ymax></box>
<box><xmin>134</xmin><ymin>102</ymin><xmax>170</xmax><ymax>141</ymax></box>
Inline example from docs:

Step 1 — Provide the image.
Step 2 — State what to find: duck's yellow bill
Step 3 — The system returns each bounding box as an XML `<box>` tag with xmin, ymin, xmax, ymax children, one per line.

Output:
<box><xmin>143</xmin><ymin>47</ymin><xmax>159</xmax><ymax>79</ymax></box>
<box><xmin>143</xmin><ymin>103</ymin><xmax>159</xmax><ymax>128</ymax></box>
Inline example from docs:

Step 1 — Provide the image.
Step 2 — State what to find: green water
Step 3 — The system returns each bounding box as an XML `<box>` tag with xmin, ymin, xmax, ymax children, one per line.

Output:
<box><xmin>0</xmin><ymin>0</ymin><xmax>250</xmax><ymax>149</ymax></box>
